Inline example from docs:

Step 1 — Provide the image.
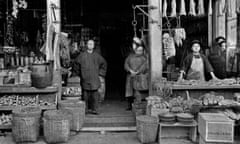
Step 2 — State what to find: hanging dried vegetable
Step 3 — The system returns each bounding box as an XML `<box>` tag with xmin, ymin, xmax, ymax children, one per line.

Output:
<box><xmin>6</xmin><ymin>15</ymin><xmax>15</xmax><ymax>46</ymax></box>
<box><xmin>227</xmin><ymin>0</ymin><xmax>234</xmax><ymax>17</ymax></box>
<box><xmin>189</xmin><ymin>0</ymin><xmax>196</xmax><ymax>16</ymax></box>
<box><xmin>163</xmin><ymin>0</ymin><xmax>168</xmax><ymax>17</ymax></box>
<box><xmin>170</xmin><ymin>0</ymin><xmax>177</xmax><ymax>17</ymax></box>
<box><xmin>163</xmin><ymin>33</ymin><xmax>176</xmax><ymax>60</ymax></box>
<box><xmin>198</xmin><ymin>0</ymin><xmax>205</xmax><ymax>16</ymax></box>
<box><xmin>208</xmin><ymin>0</ymin><xmax>213</xmax><ymax>15</ymax></box>
<box><xmin>179</xmin><ymin>0</ymin><xmax>186</xmax><ymax>16</ymax></box>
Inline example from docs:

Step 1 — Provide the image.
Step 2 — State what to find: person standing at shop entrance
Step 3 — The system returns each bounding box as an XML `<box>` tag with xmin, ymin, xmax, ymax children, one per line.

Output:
<box><xmin>73</xmin><ymin>40</ymin><xmax>107</xmax><ymax>115</ymax></box>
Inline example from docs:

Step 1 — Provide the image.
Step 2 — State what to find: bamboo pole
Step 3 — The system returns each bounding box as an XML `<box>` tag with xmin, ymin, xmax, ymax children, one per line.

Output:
<box><xmin>148</xmin><ymin>0</ymin><xmax>162</xmax><ymax>95</ymax></box>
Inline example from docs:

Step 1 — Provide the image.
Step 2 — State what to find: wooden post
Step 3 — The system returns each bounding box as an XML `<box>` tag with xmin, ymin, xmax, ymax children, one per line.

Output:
<box><xmin>148</xmin><ymin>0</ymin><xmax>162</xmax><ymax>95</ymax></box>
<box><xmin>47</xmin><ymin>0</ymin><xmax>62</xmax><ymax>101</ymax></box>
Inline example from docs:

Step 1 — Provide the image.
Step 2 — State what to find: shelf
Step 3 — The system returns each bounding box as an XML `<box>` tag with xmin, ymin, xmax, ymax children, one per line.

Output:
<box><xmin>159</xmin><ymin>121</ymin><xmax>198</xmax><ymax>127</ymax></box>
<box><xmin>0</xmin><ymin>86</ymin><xmax>58</xmax><ymax>94</ymax></box>
<box><xmin>171</xmin><ymin>85</ymin><xmax>240</xmax><ymax>90</ymax></box>
<box><xmin>0</xmin><ymin>105</ymin><xmax>57</xmax><ymax>111</ymax></box>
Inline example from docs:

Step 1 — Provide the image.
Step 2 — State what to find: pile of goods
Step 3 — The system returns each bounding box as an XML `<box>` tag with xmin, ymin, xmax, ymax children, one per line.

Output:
<box><xmin>0</xmin><ymin>113</ymin><xmax>12</xmax><ymax>126</ymax></box>
<box><xmin>174</xmin><ymin>78</ymin><xmax>238</xmax><ymax>86</ymax></box>
<box><xmin>62</xmin><ymin>87</ymin><xmax>82</xmax><ymax>96</ymax></box>
<box><xmin>0</xmin><ymin>95</ymin><xmax>55</xmax><ymax>107</ymax></box>
<box><xmin>146</xmin><ymin>96</ymin><xmax>169</xmax><ymax>109</ymax></box>
<box><xmin>174</xmin><ymin>28</ymin><xmax>186</xmax><ymax>47</ymax></box>
<box><xmin>200</xmin><ymin>92</ymin><xmax>224</xmax><ymax>106</ymax></box>
<box><xmin>200</xmin><ymin>92</ymin><xmax>240</xmax><ymax>106</ymax></box>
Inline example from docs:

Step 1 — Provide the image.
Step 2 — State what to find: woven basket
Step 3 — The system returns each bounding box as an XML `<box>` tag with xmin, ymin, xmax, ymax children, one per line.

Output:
<box><xmin>58</xmin><ymin>100</ymin><xmax>86</xmax><ymax>131</ymax></box>
<box><xmin>12</xmin><ymin>107</ymin><xmax>41</xmax><ymax>143</ymax></box>
<box><xmin>132</xmin><ymin>102</ymin><xmax>147</xmax><ymax>117</ymax></box>
<box><xmin>136</xmin><ymin>115</ymin><xmax>158</xmax><ymax>143</ymax></box>
<box><xmin>43</xmin><ymin>110</ymin><xmax>71</xmax><ymax>143</ymax></box>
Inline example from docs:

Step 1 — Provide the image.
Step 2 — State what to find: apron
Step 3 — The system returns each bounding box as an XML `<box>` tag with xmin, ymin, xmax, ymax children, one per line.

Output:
<box><xmin>186</xmin><ymin>57</ymin><xmax>205</xmax><ymax>81</ymax></box>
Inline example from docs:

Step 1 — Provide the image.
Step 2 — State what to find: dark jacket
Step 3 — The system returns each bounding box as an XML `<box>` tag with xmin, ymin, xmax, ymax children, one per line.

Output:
<box><xmin>73</xmin><ymin>51</ymin><xmax>107</xmax><ymax>90</ymax></box>
<box><xmin>181</xmin><ymin>54</ymin><xmax>214</xmax><ymax>80</ymax></box>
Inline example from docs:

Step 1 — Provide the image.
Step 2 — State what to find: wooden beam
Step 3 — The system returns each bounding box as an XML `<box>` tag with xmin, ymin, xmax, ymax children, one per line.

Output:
<box><xmin>148</xmin><ymin>0</ymin><xmax>162</xmax><ymax>95</ymax></box>
<box><xmin>81</xmin><ymin>126</ymin><xmax>136</xmax><ymax>132</ymax></box>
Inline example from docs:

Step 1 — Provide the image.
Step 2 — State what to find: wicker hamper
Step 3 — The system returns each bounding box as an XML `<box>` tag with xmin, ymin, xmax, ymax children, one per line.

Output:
<box><xmin>132</xmin><ymin>101</ymin><xmax>147</xmax><ymax>117</ymax></box>
<box><xmin>58</xmin><ymin>100</ymin><xmax>86</xmax><ymax>131</ymax></box>
<box><xmin>43</xmin><ymin>110</ymin><xmax>71</xmax><ymax>143</ymax></box>
<box><xmin>136</xmin><ymin>115</ymin><xmax>158</xmax><ymax>143</ymax></box>
<box><xmin>12</xmin><ymin>107</ymin><xmax>41</xmax><ymax>143</ymax></box>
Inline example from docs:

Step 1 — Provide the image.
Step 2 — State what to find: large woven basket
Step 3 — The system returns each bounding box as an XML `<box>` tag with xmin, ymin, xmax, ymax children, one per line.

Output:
<box><xmin>136</xmin><ymin>115</ymin><xmax>158</xmax><ymax>143</ymax></box>
<box><xmin>43</xmin><ymin>110</ymin><xmax>71</xmax><ymax>143</ymax></box>
<box><xmin>12</xmin><ymin>107</ymin><xmax>41</xmax><ymax>143</ymax></box>
<box><xmin>58</xmin><ymin>100</ymin><xmax>86</xmax><ymax>131</ymax></box>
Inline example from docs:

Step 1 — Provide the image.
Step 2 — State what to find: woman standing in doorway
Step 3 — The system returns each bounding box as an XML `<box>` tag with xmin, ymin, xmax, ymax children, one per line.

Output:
<box><xmin>124</xmin><ymin>37</ymin><xmax>148</xmax><ymax>110</ymax></box>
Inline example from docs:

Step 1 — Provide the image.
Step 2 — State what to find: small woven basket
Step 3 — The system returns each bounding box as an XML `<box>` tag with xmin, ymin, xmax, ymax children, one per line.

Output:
<box><xmin>136</xmin><ymin>115</ymin><xmax>158</xmax><ymax>143</ymax></box>
<box><xmin>58</xmin><ymin>100</ymin><xmax>86</xmax><ymax>131</ymax></box>
<box><xmin>43</xmin><ymin>110</ymin><xmax>71</xmax><ymax>143</ymax></box>
<box><xmin>12</xmin><ymin>107</ymin><xmax>41</xmax><ymax>143</ymax></box>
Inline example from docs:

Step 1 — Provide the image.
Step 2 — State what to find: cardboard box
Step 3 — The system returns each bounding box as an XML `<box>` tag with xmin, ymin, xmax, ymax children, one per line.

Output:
<box><xmin>198</xmin><ymin>113</ymin><xmax>234</xmax><ymax>143</ymax></box>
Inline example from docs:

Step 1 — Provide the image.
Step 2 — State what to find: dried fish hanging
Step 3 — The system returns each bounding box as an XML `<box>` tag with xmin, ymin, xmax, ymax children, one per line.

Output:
<box><xmin>198</xmin><ymin>0</ymin><xmax>205</xmax><ymax>16</ymax></box>
<box><xmin>189</xmin><ymin>0</ymin><xmax>196</xmax><ymax>16</ymax></box>
<box><xmin>170</xmin><ymin>0</ymin><xmax>177</xmax><ymax>17</ymax></box>
<box><xmin>227</xmin><ymin>0</ymin><xmax>234</xmax><ymax>17</ymax></box>
<box><xmin>208</xmin><ymin>0</ymin><xmax>213</xmax><ymax>16</ymax></box>
<box><xmin>218</xmin><ymin>0</ymin><xmax>226</xmax><ymax>16</ymax></box>
<box><xmin>179</xmin><ymin>0</ymin><xmax>186</xmax><ymax>16</ymax></box>
<box><xmin>163</xmin><ymin>0</ymin><xmax>167</xmax><ymax>17</ymax></box>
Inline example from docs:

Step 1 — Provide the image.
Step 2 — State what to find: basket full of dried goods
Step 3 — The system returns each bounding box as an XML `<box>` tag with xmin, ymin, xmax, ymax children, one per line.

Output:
<box><xmin>58</xmin><ymin>100</ymin><xmax>85</xmax><ymax>131</ymax></box>
<box><xmin>159</xmin><ymin>112</ymin><xmax>176</xmax><ymax>123</ymax></box>
<box><xmin>62</xmin><ymin>87</ymin><xmax>82</xmax><ymax>100</ymax></box>
<box><xmin>12</xmin><ymin>107</ymin><xmax>41</xmax><ymax>143</ymax></box>
<box><xmin>43</xmin><ymin>110</ymin><xmax>71</xmax><ymax>143</ymax></box>
<box><xmin>136</xmin><ymin>115</ymin><xmax>158</xmax><ymax>143</ymax></box>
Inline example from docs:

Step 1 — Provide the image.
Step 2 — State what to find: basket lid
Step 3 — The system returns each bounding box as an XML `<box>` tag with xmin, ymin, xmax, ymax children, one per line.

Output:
<box><xmin>136</xmin><ymin>115</ymin><xmax>158</xmax><ymax>123</ymax></box>
<box><xmin>13</xmin><ymin>106</ymin><xmax>41</xmax><ymax>117</ymax></box>
<box><xmin>58</xmin><ymin>100</ymin><xmax>85</xmax><ymax>107</ymax></box>
<box><xmin>44</xmin><ymin>110</ymin><xmax>71</xmax><ymax>120</ymax></box>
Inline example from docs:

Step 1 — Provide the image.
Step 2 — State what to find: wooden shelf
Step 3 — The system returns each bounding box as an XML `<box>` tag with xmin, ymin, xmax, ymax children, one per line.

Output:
<box><xmin>0</xmin><ymin>105</ymin><xmax>57</xmax><ymax>111</ymax></box>
<box><xmin>171</xmin><ymin>85</ymin><xmax>240</xmax><ymax>90</ymax></box>
<box><xmin>159</xmin><ymin>121</ymin><xmax>198</xmax><ymax>127</ymax></box>
<box><xmin>0</xmin><ymin>86</ymin><xmax>58</xmax><ymax>94</ymax></box>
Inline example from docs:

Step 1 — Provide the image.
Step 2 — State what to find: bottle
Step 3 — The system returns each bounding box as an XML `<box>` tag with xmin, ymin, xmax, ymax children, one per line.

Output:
<box><xmin>25</xmin><ymin>56</ymin><xmax>29</xmax><ymax>66</ymax></box>
<box><xmin>20</xmin><ymin>56</ymin><xmax>24</xmax><ymax>66</ymax></box>
<box><xmin>15</xmin><ymin>52</ymin><xmax>20</xmax><ymax>66</ymax></box>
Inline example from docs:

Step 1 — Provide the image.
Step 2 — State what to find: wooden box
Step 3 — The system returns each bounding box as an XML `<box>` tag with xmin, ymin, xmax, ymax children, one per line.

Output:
<box><xmin>198</xmin><ymin>113</ymin><xmax>234</xmax><ymax>143</ymax></box>
<box><xmin>199</xmin><ymin>135</ymin><xmax>232</xmax><ymax>144</ymax></box>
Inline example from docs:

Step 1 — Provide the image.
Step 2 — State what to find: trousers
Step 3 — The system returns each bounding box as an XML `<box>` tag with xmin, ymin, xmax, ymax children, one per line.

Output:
<box><xmin>83</xmin><ymin>90</ymin><xmax>99</xmax><ymax>111</ymax></box>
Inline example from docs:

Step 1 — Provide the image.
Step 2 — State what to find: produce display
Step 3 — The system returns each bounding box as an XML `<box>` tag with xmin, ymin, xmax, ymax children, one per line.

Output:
<box><xmin>0</xmin><ymin>95</ymin><xmax>55</xmax><ymax>107</ymax></box>
<box><xmin>0</xmin><ymin>114</ymin><xmax>12</xmax><ymax>126</ymax></box>
<box><xmin>174</xmin><ymin>78</ymin><xmax>239</xmax><ymax>86</ymax></box>
<box><xmin>200</xmin><ymin>92</ymin><xmax>224</xmax><ymax>106</ymax></box>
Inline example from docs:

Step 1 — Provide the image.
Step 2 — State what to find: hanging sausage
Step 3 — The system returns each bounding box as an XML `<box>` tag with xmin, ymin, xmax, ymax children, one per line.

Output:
<box><xmin>163</xmin><ymin>0</ymin><xmax>168</xmax><ymax>17</ymax></box>
<box><xmin>189</xmin><ymin>0</ymin><xmax>196</xmax><ymax>16</ymax></box>
<box><xmin>227</xmin><ymin>0</ymin><xmax>234</xmax><ymax>17</ymax></box>
<box><xmin>208</xmin><ymin>0</ymin><xmax>212</xmax><ymax>16</ymax></box>
<box><xmin>179</xmin><ymin>0</ymin><xmax>186</xmax><ymax>16</ymax></box>
<box><xmin>218</xmin><ymin>0</ymin><xmax>226</xmax><ymax>16</ymax></box>
<box><xmin>170</xmin><ymin>0</ymin><xmax>177</xmax><ymax>17</ymax></box>
<box><xmin>198</xmin><ymin>0</ymin><xmax>205</xmax><ymax>16</ymax></box>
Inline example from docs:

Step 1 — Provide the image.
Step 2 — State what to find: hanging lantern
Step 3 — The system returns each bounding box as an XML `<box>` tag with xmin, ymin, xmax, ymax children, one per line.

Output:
<box><xmin>179</xmin><ymin>0</ymin><xmax>186</xmax><ymax>16</ymax></box>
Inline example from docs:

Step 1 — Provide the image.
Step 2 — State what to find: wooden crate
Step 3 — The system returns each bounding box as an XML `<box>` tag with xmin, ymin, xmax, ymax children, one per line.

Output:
<box><xmin>198</xmin><ymin>113</ymin><xmax>234</xmax><ymax>143</ymax></box>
